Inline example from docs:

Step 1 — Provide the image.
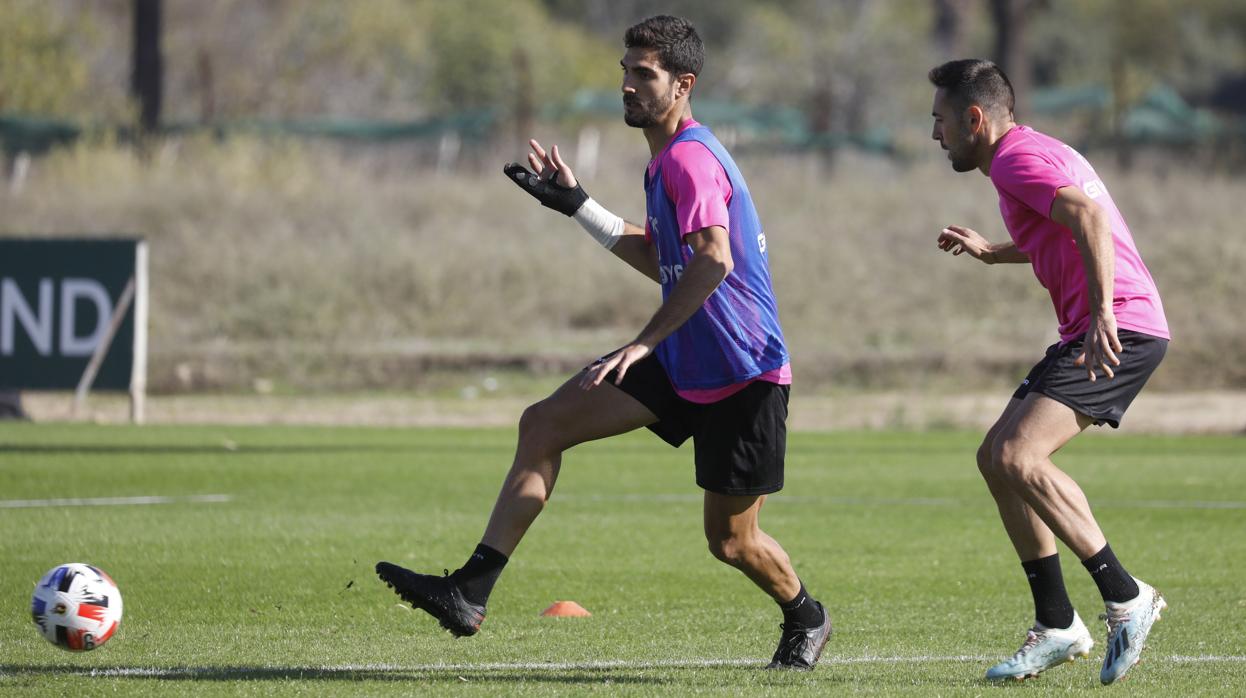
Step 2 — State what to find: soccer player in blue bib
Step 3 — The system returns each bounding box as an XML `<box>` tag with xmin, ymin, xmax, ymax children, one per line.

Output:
<box><xmin>377</xmin><ymin>15</ymin><xmax>831</xmax><ymax>670</ymax></box>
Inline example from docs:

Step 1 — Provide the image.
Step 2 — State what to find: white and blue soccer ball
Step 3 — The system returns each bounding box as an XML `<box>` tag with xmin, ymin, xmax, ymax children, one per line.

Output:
<box><xmin>31</xmin><ymin>563</ymin><xmax>123</xmax><ymax>651</ymax></box>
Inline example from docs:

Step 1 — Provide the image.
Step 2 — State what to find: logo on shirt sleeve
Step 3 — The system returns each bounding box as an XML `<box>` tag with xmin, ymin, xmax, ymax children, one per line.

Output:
<box><xmin>757</xmin><ymin>232</ymin><xmax>767</xmax><ymax>254</ymax></box>
<box><xmin>1083</xmin><ymin>179</ymin><xmax>1107</xmax><ymax>199</ymax></box>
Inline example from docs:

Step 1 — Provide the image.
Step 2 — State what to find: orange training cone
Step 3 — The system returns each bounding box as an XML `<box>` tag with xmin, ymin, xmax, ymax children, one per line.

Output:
<box><xmin>540</xmin><ymin>600</ymin><xmax>591</xmax><ymax>617</ymax></box>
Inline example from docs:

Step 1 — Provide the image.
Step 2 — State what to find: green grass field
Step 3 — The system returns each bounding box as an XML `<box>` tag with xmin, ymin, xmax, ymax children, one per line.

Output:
<box><xmin>1</xmin><ymin>423</ymin><xmax>1243</xmax><ymax>695</ymax></box>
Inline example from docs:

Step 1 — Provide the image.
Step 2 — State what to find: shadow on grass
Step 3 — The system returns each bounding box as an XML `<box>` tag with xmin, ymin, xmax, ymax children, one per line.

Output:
<box><xmin>0</xmin><ymin>664</ymin><xmax>668</xmax><ymax>686</ymax></box>
<box><xmin>0</xmin><ymin>663</ymin><xmax>1014</xmax><ymax>691</ymax></box>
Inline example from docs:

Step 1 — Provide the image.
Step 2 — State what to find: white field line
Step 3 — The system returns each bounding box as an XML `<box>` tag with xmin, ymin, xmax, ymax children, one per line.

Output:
<box><xmin>0</xmin><ymin>494</ymin><xmax>232</xmax><ymax>509</ymax></box>
<box><xmin>559</xmin><ymin>493</ymin><xmax>1246</xmax><ymax>510</ymax></box>
<box><xmin>1</xmin><ymin>654</ymin><xmax>1228</xmax><ymax>678</ymax></box>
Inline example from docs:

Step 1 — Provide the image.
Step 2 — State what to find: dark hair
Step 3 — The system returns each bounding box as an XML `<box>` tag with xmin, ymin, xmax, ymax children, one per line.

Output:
<box><xmin>624</xmin><ymin>15</ymin><xmax>704</xmax><ymax>77</ymax></box>
<box><xmin>928</xmin><ymin>59</ymin><xmax>1015</xmax><ymax>119</ymax></box>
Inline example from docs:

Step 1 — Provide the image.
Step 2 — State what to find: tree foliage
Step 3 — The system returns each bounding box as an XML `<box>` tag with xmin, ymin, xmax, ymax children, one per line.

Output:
<box><xmin>0</xmin><ymin>0</ymin><xmax>93</xmax><ymax>115</ymax></box>
<box><xmin>1</xmin><ymin>0</ymin><xmax>1243</xmax><ymax>137</ymax></box>
<box><xmin>421</xmin><ymin>0</ymin><xmax>616</xmax><ymax>114</ymax></box>
<box><xmin>1033</xmin><ymin>0</ymin><xmax>1246</xmax><ymax>98</ymax></box>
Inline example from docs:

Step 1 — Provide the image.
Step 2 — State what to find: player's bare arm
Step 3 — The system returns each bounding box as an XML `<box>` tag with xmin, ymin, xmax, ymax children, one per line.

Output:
<box><xmin>1050</xmin><ymin>186</ymin><xmax>1122</xmax><ymax>381</ymax></box>
<box><xmin>582</xmin><ymin>225</ymin><xmax>732</xmax><ymax>389</ymax></box>
<box><xmin>506</xmin><ymin>138</ymin><xmax>659</xmax><ymax>282</ymax></box>
<box><xmin>610</xmin><ymin>221</ymin><xmax>661</xmax><ymax>283</ymax></box>
<box><xmin>936</xmin><ymin>225</ymin><xmax>1029</xmax><ymax>264</ymax></box>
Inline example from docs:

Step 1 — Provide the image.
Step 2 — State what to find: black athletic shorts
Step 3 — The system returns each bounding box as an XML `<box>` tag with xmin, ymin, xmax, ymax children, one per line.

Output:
<box><xmin>1013</xmin><ymin>329</ymin><xmax>1167</xmax><ymax>428</ymax></box>
<box><xmin>601</xmin><ymin>353</ymin><xmax>788</xmax><ymax>496</ymax></box>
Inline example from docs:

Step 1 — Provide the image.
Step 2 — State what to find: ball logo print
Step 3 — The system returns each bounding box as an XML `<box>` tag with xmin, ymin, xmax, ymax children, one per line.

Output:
<box><xmin>31</xmin><ymin>563</ymin><xmax>123</xmax><ymax>651</ymax></box>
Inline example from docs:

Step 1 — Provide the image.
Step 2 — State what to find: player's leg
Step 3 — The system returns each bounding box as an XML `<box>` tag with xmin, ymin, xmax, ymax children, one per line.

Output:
<box><xmin>989</xmin><ymin>393</ymin><xmax>1104</xmax><ymax>558</ymax></box>
<box><xmin>703</xmin><ymin>493</ymin><xmax>799</xmax><ymax>601</ymax></box>
<box><xmin>377</xmin><ymin>370</ymin><xmax>657</xmax><ymax>637</ymax></box>
<box><xmin>691</xmin><ymin>381</ymin><xmax>829</xmax><ymax>669</ymax></box>
<box><xmin>979</xmin><ymin>394</ymin><xmax>1094</xmax><ymax>680</ymax></box>
<box><xmin>1000</xmin><ymin>331</ymin><xmax>1170</xmax><ymax>683</ymax></box>
<box><xmin>992</xmin><ymin>393</ymin><xmax>1168</xmax><ymax>684</ymax></box>
<box><xmin>481</xmin><ymin>372</ymin><xmax>659</xmax><ymax>555</ymax></box>
<box><xmin>978</xmin><ymin>398</ymin><xmax>1060</xmax><ymax>562</ymax></box>
<box><xmin>703</xmin><ymin>492</ymin><xmax>831</xmax><ymax>671</ymax></box>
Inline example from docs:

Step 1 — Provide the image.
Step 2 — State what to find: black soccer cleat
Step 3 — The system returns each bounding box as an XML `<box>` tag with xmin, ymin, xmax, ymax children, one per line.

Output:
<box><xmin>765</xmin><ymin>601</ymin><xmax>833</xmax><ymax>671</ymax></box>
<box><xmin>375</xmin><ymin>561</ymin><xmax>485</xmax><ymax>637</ymax></box>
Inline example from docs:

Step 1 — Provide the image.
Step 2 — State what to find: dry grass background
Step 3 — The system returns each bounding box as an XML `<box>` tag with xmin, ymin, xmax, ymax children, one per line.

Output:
<box><xmin>2</xmin><ymin>131</ymin><xmax>1242</xmax><ymax>395</ymax></box>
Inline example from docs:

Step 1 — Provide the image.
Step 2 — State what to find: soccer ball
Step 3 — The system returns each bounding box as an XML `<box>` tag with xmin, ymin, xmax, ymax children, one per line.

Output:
<box><xmin>30</xmin><ymin>563</ymin><xmax>123</xmax><ymax>651</ymax></box>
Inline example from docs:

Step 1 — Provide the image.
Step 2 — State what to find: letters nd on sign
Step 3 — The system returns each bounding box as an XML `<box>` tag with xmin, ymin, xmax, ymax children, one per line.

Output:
<box><xmin>0</xmin><ymin>239</ymin><xmax>147</xmax><ymax>419</ymax></box>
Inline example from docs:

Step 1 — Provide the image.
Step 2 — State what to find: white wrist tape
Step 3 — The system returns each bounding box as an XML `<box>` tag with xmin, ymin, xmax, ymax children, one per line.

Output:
<box><xmin>573</xmin><ymin>198</ymin><xmax>624</xmax><ymax>250</ymax></box>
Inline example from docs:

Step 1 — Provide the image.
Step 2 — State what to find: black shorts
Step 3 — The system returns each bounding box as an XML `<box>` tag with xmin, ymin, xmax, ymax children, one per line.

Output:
<box><xmin>1013</xmin><ymin>329</ymin><xmax>1167</xmax><ymax>428</ymax></box>
<box><xmin>602</xmin><ymin>354</ymin><xmax>788</xmax><ymax>496</ymax></box>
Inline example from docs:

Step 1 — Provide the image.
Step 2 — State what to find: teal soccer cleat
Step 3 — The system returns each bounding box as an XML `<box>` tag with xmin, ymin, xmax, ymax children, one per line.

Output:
<box><xmin>985</xmin><ymin>612</ymin><xmax>1094</xmax><ymax>681</ymax></box>
<box><xmin>1100</xmin><ymin>578</ymin><xmax>1167</xmax><ymax>685</ymax></box>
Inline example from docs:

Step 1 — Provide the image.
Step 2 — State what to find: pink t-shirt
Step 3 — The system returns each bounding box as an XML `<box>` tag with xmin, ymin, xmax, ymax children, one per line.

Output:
<box><xmin>646</xmin><ymin>119</ymin><xmax>791</xmax><ymax>404</ymax></box>
<box><xmin>990</xmin><ymin>125</ymin><xmax>1169</xmax><ymax>343</ymax></box>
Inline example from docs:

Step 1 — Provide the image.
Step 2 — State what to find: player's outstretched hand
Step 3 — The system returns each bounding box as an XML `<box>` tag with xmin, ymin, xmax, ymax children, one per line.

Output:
<box><xmin>1074</xmin><ymin>312</ymin><xmax>1123</xmax><ymax>382</ymax></box>
<box><xmin>581</xmin><ymin>342</ymin><xmax>653</xmax><ymax>390</ymax></box>
<box><xmin>937</xmin><ymin>225</ymin><xmax>992</xmax><ymax>262</ymax></box>
<box><xmin>503</xmin><ymin>140</ymin><xmax>588</xmax><ymax>216</ymax></box>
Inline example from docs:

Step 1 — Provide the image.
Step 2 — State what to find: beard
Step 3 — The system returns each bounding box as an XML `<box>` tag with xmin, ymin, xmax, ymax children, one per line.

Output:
<box><xmin>949</xmin><ymin>151</ymin><xmax>978</xmax><ymax>172</ymax></box>
<box><xmin>945</xmin><ymin>127</ymin><xmax>979</xmax><ymax>172</ymax></box>
<box><xmin>623</xmin><ymin>92</ymin><xmax>673</xmax><ymax>128</ymax></box>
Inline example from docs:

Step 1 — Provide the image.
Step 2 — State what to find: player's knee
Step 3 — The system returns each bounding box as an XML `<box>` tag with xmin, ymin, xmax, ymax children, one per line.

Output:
<box><xmin>976</xmin><ymin>437</ymin><xmax>1002</xmax><ymax>480</ymax></box>
<box><xmin>705</xmin><ymin>531</ymin><xmax>748</xmax><ymax>567</ymax></box>
<box><xmin>992</xmin><ymin>439</ymin><xmax>1042</xmax><ymax>486</ymax></box>
<box><xmin>706</xmin><ymin>536</ymin><xmax>739</xmax><ymax>566</ymax></box>
<box><xmin>976</xmin><ymin>438</ymin><xmax>993</xmax><ymax>469</ymax></box>
<box><xmin>517</xmin><ymin>401</ymin><xmax>543</xmax><ymax>436</ymax></box>
<box><xmin>517</xmin><ymin>400</ymin><xmax>564</xmax><ymax>453</ymax></box>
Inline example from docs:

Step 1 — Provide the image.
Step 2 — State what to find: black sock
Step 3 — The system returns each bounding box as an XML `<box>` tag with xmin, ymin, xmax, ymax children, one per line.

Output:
<box><xmin>778</xmin><ymin>583</ymin><xmax>823</xmax><ymax>629</ymax></box>
<box><xmin>450</xmin><ymin>543</ymin><xmax>508</xmax><ymax>607</ymax></box>
<box><xmin>1081</xmin><ymin>543</ymin><xmax>1139</xmax><ymax>603</ymax></box>
<box><xmin>1021</xmin><ymin>554</ymin><xmax>1075</xmax><ymax>629</ymax></box>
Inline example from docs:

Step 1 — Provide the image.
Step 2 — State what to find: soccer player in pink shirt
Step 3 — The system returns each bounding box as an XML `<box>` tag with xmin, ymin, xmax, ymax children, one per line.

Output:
<box><xmin>929</xmin><ymin>59</ymin><xmax>1169</xmax><ymax>684</ymax></box>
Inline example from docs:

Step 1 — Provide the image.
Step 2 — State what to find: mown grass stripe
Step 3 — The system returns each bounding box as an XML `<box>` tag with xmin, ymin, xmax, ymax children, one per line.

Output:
<box><xmin>0</xmin><ymin>494</ymin><xmax>232</xmax><ymax>509</ymax></box>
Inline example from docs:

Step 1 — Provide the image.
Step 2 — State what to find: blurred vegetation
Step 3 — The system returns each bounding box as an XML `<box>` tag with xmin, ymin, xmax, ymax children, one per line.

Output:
<box><xmin>3</xmin><ymin>135</ymin><xmax>1242</xmax><ymax>394</ymax></box>
<box><xmin>2</xmin><ymin>1</ymin><xmax>1244</xmax><ymax>147</ymax></box>
<box><xmin>0</xmin><ymin>0</ymin><xmax>94</xmax><ymax>115</ymax></box>
<box><xmin>1</xmin><ymin>1</ymin><xmax>1244</xmax><ymax>395</ymax></box>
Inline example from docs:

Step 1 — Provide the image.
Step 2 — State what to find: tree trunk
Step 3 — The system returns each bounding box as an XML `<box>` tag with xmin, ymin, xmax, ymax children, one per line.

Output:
<box><xmin>513</xmin><ymin>47</ymin><xmax>534</xmax><ymax>147</ymax></box>
<box><xmin>196</xmin><ymin>48</ymin><xmax>215</xmax><ymax>124</ymax></box>
<box><xmin>990</xmin><ymin>0</ymin><xmax>1032</xmax><ymax>120</ymax></box>
<box><xmin>809</xmin><ymin>71</ymin><xmax>836</xmax><ymax>171</ymax></box>
<box><xmin>1111</xmin><ymin>57</ymin><xmax>1134</xmax><ymax>171</ymax></box>
<box><xmin>932</xmin><ymin>0</ymin><xmax>972</xmax><ymax>59</ymax></box>
<box><xmin>132</xmin><ymin>0</ymin><xmax>163</xmax><ymax>135</ymax></box>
